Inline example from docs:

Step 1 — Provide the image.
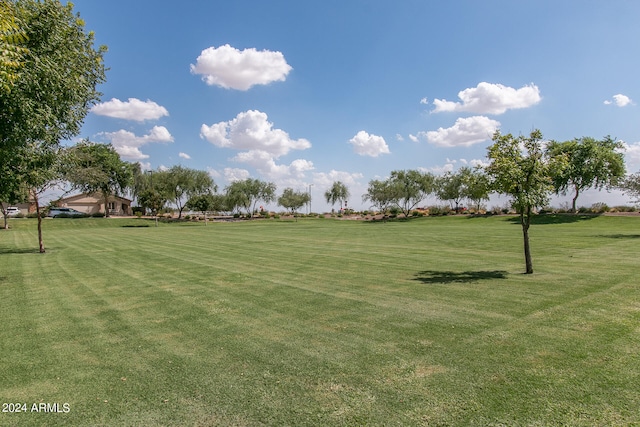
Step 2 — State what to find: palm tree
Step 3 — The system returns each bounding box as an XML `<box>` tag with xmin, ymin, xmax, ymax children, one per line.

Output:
<box><xmin>324</xmin><ymin>181</ymin><xmax>350</xmax><ymax>212</ymax></box>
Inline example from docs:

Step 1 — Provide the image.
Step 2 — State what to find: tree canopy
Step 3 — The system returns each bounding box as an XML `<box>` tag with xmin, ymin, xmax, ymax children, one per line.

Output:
<box><xmin>362</xmin><ymin>179</ymin><xmax>394</xmax><ymax>216</ymax></box>
<box><xmin>63</xmin><ymin>141</ymin><xmax>133</xmax><ymax>217</ymax></box>
<box><xmin>620</xmin><ymin>172</ymin><xmax>640</xmax><ymax>204</ymax></box>
<box><xmin>278</xmin><ymin>188</ymin><xmax>310</xmax><ymax>215</ymax></box>
<box><xmin>387</xmin><ymin>170</ymin><xmax>434</xmax><ymax>218</ymax></box>
<box><xmin>0</xmin><ymin>0</ymin><xmax>29</xmax><ymax>92</ymax></box>
<box><xmin>547</xmin><ymin>136</ymin><xmax>625</xmax><ymax>212</ymax></box>
<box><xmin>225</xmin><ymin>178</ymin><xmax>276</xmax><ymax>217</ymax></box>
<box><xmin>436</xmin><ymin>170</ymin><xmax>466</xmax><ymax>213</ymax></box>
<box><xmin>158</xmin><ymin>165</ymin><xmax>215</xmax><ymax>219</ymax></box>
<box><xmin>324</xmin><ymin>181</ymin><xmax>350</xmax><ymax>211</ymax></box>
<box><xmin>0</xmin><ymin>0</ymin><xmax>106</xmax><ymax>149</ymax></box>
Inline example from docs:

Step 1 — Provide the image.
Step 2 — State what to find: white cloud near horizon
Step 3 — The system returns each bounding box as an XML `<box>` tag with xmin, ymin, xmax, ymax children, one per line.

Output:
<box><xmin>91</xmin><ymin>98</ymin><xmax>169</xmax><ymax>122</ymax></box>
<box><xmin>432</xmin><ymin>82</ymin><xmax>541</xmax><ymax>115</ymax></box>
<box><xmin>201</xmin><ymin>110</ymin><xmax>314</xmax><ymax>186</ymax></box>
<box><xmin>604</xmin><ymin>94</ymin><xmax>633</xmax><ymax>107</ymax></box>
<box><xmin>417</xmin><ymin>116</ymin><xmax>500</xmax><ymax>147</ymax></box>
<box><xmin>200</xmin><ymin>110</ymin><xmax>311</xmax><ymax>157</ymax></box>
<box><xmin>313</xmin><ymin>169</ymin><xmax>364</xmax><ymax>188</ymax></box>
<box><xmin>223</xmin><ymin>168</ymin><xmax>251</xmax><ymax>183</ymax></box>
<box><xmin>623</xmin><ymin>141</ymin><xmax>640</xmax><ymax>171</ymax></box>
<box><xmin>99</xmin><ymin>126</ymin><xmax>174</xmax><ymax>160</ymax></box>
<box><xmin>349</xmin><ymin>131</ymin><xmax>391</xmax><ymax>157</ymax></box>
<box><xmin>190</xmin><ymin>44</ymin><xmax>292</xmax><ymax>90</ymax></box>
<box><xmin>178</xmin><ymin>152</ymin><xmax>191</xmax><ymax>160</ymax></box>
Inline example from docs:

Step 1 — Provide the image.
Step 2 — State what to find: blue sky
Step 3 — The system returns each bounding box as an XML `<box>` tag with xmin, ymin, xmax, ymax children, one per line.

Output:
<box><xmin>70</xmin><ymin>0</ymin><xmax>640</xmax><ymax>211</ymax></box>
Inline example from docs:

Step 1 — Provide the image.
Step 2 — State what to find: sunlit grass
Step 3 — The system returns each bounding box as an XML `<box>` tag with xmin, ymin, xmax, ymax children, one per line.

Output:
<box><xmin>0</xmin><ymin>215</ymin><xmax>638</xmax><ymax>425</ymax></box>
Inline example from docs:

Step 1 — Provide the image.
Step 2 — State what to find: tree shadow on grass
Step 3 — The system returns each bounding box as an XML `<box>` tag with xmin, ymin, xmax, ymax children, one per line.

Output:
<box><xmin>413</xmin><ymin>270</ymin><xmax>508</xmax><ymax>285</ymax></box>
<box><xmin>0</xmin><ymin>246</ymin><xmax>43</xmax><ymax>255</ymax></box>
<box><xmin>504</xmin><ymin>213</ymin><xmax>601</xmax><ymax>225</ymax></box>
<box><xmin>596</xmin><ymin>234</ymin><xmax>640</xmax><ymax>239</ymax></box>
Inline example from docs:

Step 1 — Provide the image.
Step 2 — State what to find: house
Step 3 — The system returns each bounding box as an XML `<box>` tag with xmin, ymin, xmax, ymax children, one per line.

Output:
<box><xmin>56</xmin><ymin>193</ymin><xmax>133</xmax><ymax>216</ymax></box>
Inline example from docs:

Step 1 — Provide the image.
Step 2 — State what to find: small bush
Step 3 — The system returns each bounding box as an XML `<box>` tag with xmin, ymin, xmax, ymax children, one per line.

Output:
<box><xmin>591</xmin><ymin>202</ymin><xmax>610</xmax><ymax>213</ymax></box>
<box><xmin>612</xmin><ymin>205</ymin><xmax>636</xmax><ymax>212</ymax></box>
<box><xmin>427</xmin><ymin>205</ymin><xmax>449</xmax><ymax>216</ymax></box>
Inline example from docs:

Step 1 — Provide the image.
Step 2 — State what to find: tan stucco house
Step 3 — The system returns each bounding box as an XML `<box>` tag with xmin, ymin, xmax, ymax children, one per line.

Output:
<box><xmin>56</xmin><ymin>193</ymin><xmax>133</xmax><ymax>216</ymax></box>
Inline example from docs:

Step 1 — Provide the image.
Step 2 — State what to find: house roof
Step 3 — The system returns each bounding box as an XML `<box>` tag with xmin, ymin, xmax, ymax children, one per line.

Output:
<box><xmin>58</xmin><ymin>193</ymin><xmax>132</xmax><ymax>204</ymax></box>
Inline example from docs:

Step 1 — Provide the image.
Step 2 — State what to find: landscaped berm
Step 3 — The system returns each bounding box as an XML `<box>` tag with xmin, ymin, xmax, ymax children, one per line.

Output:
<box><xmin>0</xmin><ymin>215</ymin><xmax>638</xmax><ymax>426</ymax></box>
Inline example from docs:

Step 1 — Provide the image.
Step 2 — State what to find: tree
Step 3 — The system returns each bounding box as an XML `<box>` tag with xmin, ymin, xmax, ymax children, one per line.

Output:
<box><xmin>0</xmin><ymin>0</ymin><xmax>106</xmax><ymax>252</ymax></box>
<box><xmin>185</xmin><ymin>193</ymin><xmax>220</xmax><ymax>225</ymax></box>
<box><xmin>387</xmin><ymin>170</ymin><xmax>435</xmax><ymax>218</ymax></box>
<box><xmin>278</xmin><ymin>188</ymin><xmax>310</xmax><ymax>215</ymax></box>
<box><xmin>620</xmin><ymin>172</ymin><xmax>640</xmax><ymax>204</ymax></box>
<box><xmin>225</xmin><ymin>178</ymin><xmax>276</xmax><ymax>217</ymax></box>
<box><xmin>486</xmin><ymin>129</ymin><xmax>565</xmax><ymax>274</ymax></box>
<box><xmin>547</xmin><ymin>136</ymin><xmax>626</xmax><ymax>212</ymax></box>
<box><xmin>160</xmin><ymin>165</ymin><xmax>215</xmax><ymax>219</ymax></box>
<box><xmin>137</xmin><ymin>189</ymin><xmax>166</xmax><ymax>217</ymax></box>
<box><xmin>63</xmin><ymin>141</ymin><xmax>133</xmax><ymax>217</ymax></box>
<box><xmin>324</xmin><ymin>181</ymin><xmax>350</xmax><ymax>212</ymax></box>
<box><xmin>460</xmin><ymin>167</ymin><xmax>490</xmax><ymax>212</ymax></box>
<box><xmin>14</xmin><ymin>142</ymin><xmax>64</xmax><ymax>252</ymax></box>
<box><xmin>436</xmin><ymin>170</ymin><xmax>465</xmax><ymax>213</ymax></box>
<box><xmin>362</xmin><ymin>179</ymin><xmax>395</xmax><ymax>220</ymax></box>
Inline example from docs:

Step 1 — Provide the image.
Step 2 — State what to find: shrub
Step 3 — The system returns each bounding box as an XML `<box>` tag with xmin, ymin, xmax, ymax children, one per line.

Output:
<box><xmin>613</xmin><ymin>205</ymin><xmax>636</xmax><ymax>212</ymax></box>
<box><xmin>427</xmin><ymin>205</ymin><xmax>449</xmax><ymax>216</ymax></box>
<box><xmin>591</xmin><ymin>202</ymin><xmax>610</xmax><ymax>213</ymax></box>
<box><xmin>92</xmin><ymin>212</ymin><xmax>105</xmax><ymax>218</ymax></box>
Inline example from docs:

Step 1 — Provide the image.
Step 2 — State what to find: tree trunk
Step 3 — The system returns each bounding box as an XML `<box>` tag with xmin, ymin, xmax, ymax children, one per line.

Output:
<box><xmin>33</xmin><ymin>191</ymin><xmax>45</xmax><ymax>253</ymax></box>
<box><xmin>104</xmin><ymin>191</ymin><xmax>110</xmax><ymax>217</ymax></box>
<box><xmin>521</xmin><ymin>209</ymin><xmax>533</xmax><ymax>274</ymax></box>
<box><xmin>571</xmin><ymin>187</ymin><xmax>580</xmax><ymax>214</ymax></box>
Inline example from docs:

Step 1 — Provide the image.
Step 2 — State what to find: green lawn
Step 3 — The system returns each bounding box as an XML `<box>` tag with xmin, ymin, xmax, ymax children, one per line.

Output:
<box><xmin>1</xmin><ymin>215</ymin><xmax>639</xmax><ymax>426</ymax></box>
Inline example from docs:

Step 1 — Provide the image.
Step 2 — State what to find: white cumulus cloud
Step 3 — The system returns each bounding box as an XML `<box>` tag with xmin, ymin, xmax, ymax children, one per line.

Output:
<box><xmin>190</xmin><ymin>44</ymin><xmax>292</xmax><ymax>90</ymax></box>
<box><xmin>91</xmin><ymin>98</ymin><xmax>169</xmax><ymax>122</ymax></box>
<box><xmin>223</xmin><ymin>168</ymin><xmax>251</xmax><ymax>183</ymax></box>
<box><xmin>432</xmin><ymin>82</ymin><xmax>541</xmax><ymax>115</ymax></box>
<box><xmin>231</xmin><ymin>150</ymin><xmax>314</xmax><ymax>181</ymax></box>
<box><xmin>349</xmin><ymin>131</ymin><xmax>390</xmax><ymax>157</ymax></box>
<box><xmin>99</xmin><ymin>126</ymin><xmax>174</xmax><ymax>160</ymax></box>
<box><xmin>200</xmin><ymin>110</ymin><xmax>310</xmax><ymax>157</ymax></box>
<box><xmin>418</xmin><ymin>116</ymin><xmax>500</xmax><ymax>147</ymax></box>
<box><xmin>201</xmin><ymin>110</ymin><xmax>315</xmax><ymax>186</ymax></box>
<box><xmin>604</xmin><ymin>94</ymin><xmax>633</xmax><ymax>107</ymax></box>
<box><xmin>179</xmin><ymin>152</ymin><xmax>191</xmax><ymax>160</ymax></box>
<box><xmin>313</xmin><ymin>170</ymin><xmax>364</xmax><ymax>189</ymax></box>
